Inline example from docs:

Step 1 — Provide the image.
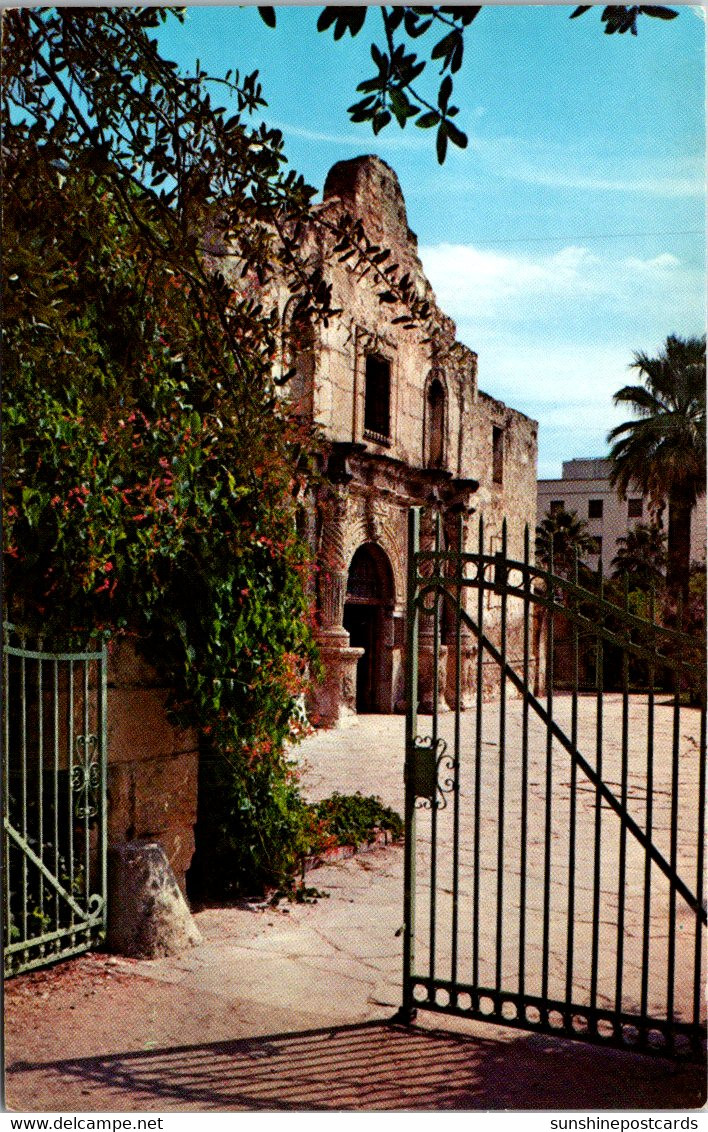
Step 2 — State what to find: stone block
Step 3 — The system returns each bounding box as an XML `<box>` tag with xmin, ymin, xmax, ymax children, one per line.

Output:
<box><xmin>107</xmin><ymin>751</ymin><xmax>198</xmax><ymax>892</ymax></box>
<box><xmin>107</xmin><ymin>840</ymin><xmax>202</xmax><ymax>958</ymax></box>
<box><xmin>107</xmin><ymin>687</ymin><xmax>196</xmax><ymax>765</ymax></box>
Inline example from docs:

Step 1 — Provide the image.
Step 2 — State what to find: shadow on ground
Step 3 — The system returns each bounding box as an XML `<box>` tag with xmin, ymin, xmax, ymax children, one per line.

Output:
<box><xmin>9</xmin><ymin>1020</ymin><xmax>706</xmax><ymax>1111</ymax></box>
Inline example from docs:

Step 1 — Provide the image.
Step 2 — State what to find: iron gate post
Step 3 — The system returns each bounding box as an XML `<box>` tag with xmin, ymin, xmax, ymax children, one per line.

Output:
<box><xmin>99</xmin><ymin>633</ymin><xmax>109</xmax><ymax>937</ymax></box>
<box><xmin>398</xmin><ymin>506</ymin><xmax>421</xmax><ymax>1024</ymax></box>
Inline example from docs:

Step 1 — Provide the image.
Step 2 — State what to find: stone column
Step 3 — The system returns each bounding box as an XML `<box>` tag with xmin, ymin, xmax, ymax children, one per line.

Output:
<box><xmin>309</xmin><ymin>486</ymin><xmax>364</xmax><ymax>727</ymax></box>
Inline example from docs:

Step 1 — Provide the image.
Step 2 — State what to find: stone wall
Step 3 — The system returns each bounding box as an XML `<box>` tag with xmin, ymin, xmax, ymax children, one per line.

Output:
<box><xmin>237</xmin><ymin>154</ymin><xmax>541</xmax><ymax>725</ymax></box>
<box><xmin>106</xmin><ymin>641</ymin><xmax>199</xmax><ymax>894</ymax></box>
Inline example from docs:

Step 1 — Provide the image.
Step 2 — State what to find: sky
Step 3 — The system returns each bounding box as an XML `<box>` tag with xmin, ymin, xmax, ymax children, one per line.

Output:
<box><xmin>155</xmin><ymin>4</ymin><xmax>706</xmax><ymax>479</ymax></box>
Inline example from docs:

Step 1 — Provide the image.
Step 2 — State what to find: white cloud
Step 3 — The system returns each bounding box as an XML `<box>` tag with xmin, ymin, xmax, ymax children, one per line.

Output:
<box><xmin>623</xmin><ymin>252</ymin><xmax>680</xmax><ymax>272</ymax></box>
<box><xmin>467</xmin><ymin>135</ymin><xmax>705</xmax><ymax>198</ymax></box>
<box><xmin>420</xmin><ymin>242</ymin><xmax>599</xmax><ymax>317</ymax></box>
<box><xmin>468</xmin><ymin>335</ymin><xmax>643</xmax><ymax>478</ymax></box>
<box><xmin>419</xmin><ymin>240</ymin><xmax>702</xmax><ymax>329</ymax></box>
<box><xmin>418</xmin><ymin>240</ymin><xmax>705</xmax><ymax>478</ymax></box>
<box><xmin>275</xmin><ymin>122</ymin><xmax>429</xmax><ymax>153</ymax></box>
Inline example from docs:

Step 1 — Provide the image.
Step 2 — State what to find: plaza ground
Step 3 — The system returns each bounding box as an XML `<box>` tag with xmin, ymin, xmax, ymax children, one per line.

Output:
<box><xmin>4</xmin><ymin>704</ymin><xmax>705</xmax><ymax>1112</ymax></box>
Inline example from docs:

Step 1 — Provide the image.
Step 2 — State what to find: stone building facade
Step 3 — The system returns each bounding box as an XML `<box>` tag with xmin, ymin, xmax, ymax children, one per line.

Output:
<box><xmin>276</xmin><ymin>156</ymin><xmax>539</xmax><ymax>725</ymax></box>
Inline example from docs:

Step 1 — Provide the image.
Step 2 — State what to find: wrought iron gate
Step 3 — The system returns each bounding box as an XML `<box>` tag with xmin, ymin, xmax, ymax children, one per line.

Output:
<box><xmin>2</xmin><ymin>624</ymin><xmax>108</xmax><ymax>975</ymax></box>
<box><xmin>401</xmin><ymin>508</ymin><xmax>706</xmax><ymax>1059</ymax></box>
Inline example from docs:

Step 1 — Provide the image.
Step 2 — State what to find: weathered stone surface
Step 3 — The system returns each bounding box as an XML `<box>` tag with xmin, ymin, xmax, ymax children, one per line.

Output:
<box><xmin>107</xmin><ymin>840</ymin><xmax>202</xmax><ymax>958</ymax></box>
<box><xmin>106</xmin><ymin>640</ymin><xmax>199</xmax><ymax>894</ymax></box>
<box><xmin>251</xmin><ymin>155</ymin><xmax>541</xmax><ymax>725</ymax></box>
<box><xmin>107</xmin><ymin>687</ymin><xmax>196</xmax><ymax>765</ymax></box>
<box><xmin>107</xmin><ymin>751</ymin><xmax>199</xmax><ymax>892</ymax></box>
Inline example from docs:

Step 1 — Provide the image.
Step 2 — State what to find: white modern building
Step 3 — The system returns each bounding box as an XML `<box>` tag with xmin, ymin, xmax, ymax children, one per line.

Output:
<box><xmin>537</xmin><ymin>457</ymin><xmax>707</xmax><ymax>574</ymax></box>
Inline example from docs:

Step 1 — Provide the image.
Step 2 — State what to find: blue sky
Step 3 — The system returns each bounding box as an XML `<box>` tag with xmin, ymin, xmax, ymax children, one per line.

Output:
<box><xmin>156</xmin><ymin>5</ymin><xmax>705</xmax><ymax>478</ymax></box>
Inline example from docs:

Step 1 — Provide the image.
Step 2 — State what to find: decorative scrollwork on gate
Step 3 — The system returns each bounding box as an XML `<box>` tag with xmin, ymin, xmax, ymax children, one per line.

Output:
<box><xmin>72</xmin><ymin>734</ymin><xmax>100</xmax><ymax>820</ymax></box>
<box><xmin>410</xmin><ymin>735</ymin><xmax>456</xmax><ymax>810</ymax></box>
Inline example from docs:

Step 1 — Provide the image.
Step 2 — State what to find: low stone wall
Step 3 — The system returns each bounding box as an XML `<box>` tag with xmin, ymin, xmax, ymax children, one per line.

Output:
<box><xmin>106</xmin><ymin>641</ymin><xmax>199</xmax><ymax>895</ymax></box>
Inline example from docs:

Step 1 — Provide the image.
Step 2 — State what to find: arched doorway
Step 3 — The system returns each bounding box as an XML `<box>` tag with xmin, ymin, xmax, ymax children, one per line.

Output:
<box><xmin>343</xmin><ymin>543</ymin><xmax>395</xmax><ymax>712</ymax></box>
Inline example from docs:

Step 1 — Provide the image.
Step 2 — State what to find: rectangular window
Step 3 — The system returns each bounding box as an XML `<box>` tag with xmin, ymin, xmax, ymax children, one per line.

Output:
<box><xmin>588</xmin><ymin>499</ymin><xmax>603</xmax><ymax>519</ymax></box>
<box><xmin>364</xmin><ymin>354</ymin><xmax>391</xmax><ymax>441</ymax></box>
<box><xmin>628</xmin><ymin>497</ymin><xmax>643</xmax><ymax>518</ymax></box>
<box><xmin>589</xmin><ymin>535</ymin><xmax>602</xmax><ymax>556</ymax></box>
<box><xmin>492</xmin><ymin>426</ymin><xmax>504</xmax><ymax>485</ymax></box>
<box><xmin>549</xmin><ymin>500</ymin><xmax>564</xmax><ymax>516</ymax></box>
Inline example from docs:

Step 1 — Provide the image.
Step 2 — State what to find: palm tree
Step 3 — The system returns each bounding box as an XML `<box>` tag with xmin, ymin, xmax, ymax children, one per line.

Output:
<box><xmin>535</xmin><ymin>506</ymin><xmax>596</xmax><ymax>579</ymax></box>
<box><xmin>610</xmin><ymin>522</ymin><xmax>666</xmax><ymax>588</ymax></box>
<box><xmin>608</xmin><ymin>334</ymin><xmax>706</xmax><ymax>601</ymax></box>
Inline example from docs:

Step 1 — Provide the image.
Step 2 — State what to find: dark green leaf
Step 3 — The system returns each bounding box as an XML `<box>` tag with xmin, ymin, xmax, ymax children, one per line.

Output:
<box><xmin>316</xmin><ymin>8</ymin><xmax>338</xmax><ymax>32</ymax></box>
<box><xmin>436</xmin><ymin>123</ymin><xmax>448</xmax><ymax>165</ymax></box>
<box><xmin>438</xmin><ymin>74</ymin><xmax>453</xmax><ymax>111</ymax></box>
<box><xmin>415</xmin><ymin>110</ymin><xmax>440</xmax><ymax>129</ymax></box>
<box><xmin>446</xmin><ymin>121</ymin><xmax>468</xmax><ymax>149</ymax></box>
<box><xmin>372</xmin><ymin>109</ymin><xmax>391</xmax><ymax>135</ymax></box>
<box><xmin>389</xmin><ymin>87</ymin><xmax>411</xmax><ymax>127</ymax></box>
<box><xmin>257</xmin><ymin>7</ymin><xmax>276</xmax><ymax>28</ymax></box>
<box><xmin>639</xmin><ymin>5</ymin><xmax>678</xmax><ymax>18</ymax></box>
<box><xmin>431</xmin><ymin>30</ymin><xmax>457</xmax><ymax>64</ymax></box>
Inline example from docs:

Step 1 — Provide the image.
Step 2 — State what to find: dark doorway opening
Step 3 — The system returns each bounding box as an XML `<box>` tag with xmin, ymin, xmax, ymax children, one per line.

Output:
<box><xmin>343</xmin><ymin>605</ymin><xmax>378</xmax><ymax>711</ymax></box>
<box><xmin>343</xmin><ymin>543</ymin><xmax>395</xmax><ymax>713</ymax></box>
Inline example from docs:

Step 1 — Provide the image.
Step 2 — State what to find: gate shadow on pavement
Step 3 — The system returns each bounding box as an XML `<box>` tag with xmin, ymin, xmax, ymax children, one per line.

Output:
<box><xmin>9</xmin><ymin>1020</ymin><xmax>706</xmax><ymax>1111</ymax></box>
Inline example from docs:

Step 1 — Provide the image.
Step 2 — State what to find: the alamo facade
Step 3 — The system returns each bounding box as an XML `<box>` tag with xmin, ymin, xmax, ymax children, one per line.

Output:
<box><xmin>277</xmin><ymin>155</ymin><xmax>539</xmax><ymax>727</ymax></box>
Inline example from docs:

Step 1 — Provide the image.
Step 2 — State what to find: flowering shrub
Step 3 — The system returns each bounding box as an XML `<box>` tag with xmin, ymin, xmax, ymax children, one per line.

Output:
<box><xmin>3</xmin><ymin>153</ymin><xmax>320</xmax><ymax>895</ymax></box>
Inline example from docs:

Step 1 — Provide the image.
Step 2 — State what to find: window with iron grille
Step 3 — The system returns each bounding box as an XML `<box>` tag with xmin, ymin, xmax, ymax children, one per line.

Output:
<box><xmin>364</xmin><ymin>354</ymin><xmax>391</xmax><ymax>441</ymax></box>
<box><xmin>492</xmin><ymin>426</ymin><xmax>504</xmax><ymax>484</ymax></box>
<box><xmin>549</xmin><ymin>499</ymin><xmax>564</xmax><ymax>515</ymax></box>
<box><xmin>588</xmin><ymin>499</ymin><xmax>603</xmax><ymax>519</ymax></box>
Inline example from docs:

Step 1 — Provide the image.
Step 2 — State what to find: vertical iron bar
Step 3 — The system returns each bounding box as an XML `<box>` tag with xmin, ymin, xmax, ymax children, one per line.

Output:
<box><xmin>83</xmin><ymin>659</ymin><xmax>90</xmax><ymax>910</ymax></box>
<box><xmin>495</xmin><ymin>519</ymin><xmax>508</xmax><ymax>994</ymax></box>
<box><xmin>20</xmin><ymin>636</ymin><xmax>27</xmax><ymax>948</ymax></box>
<box><xmin>99</xmin><ymin>637</ymin><xmax>109</xmax><ymax>936</ymax></box>
<box><xmin>450</xmin><ymin>513</ymin><xmax>463</xmax><ymax>992</ymax></box>
<box><xmin>3</xmin><ymin>635</ymin><xmax>10</xmax><ymax>969</ymax></box>
<box><xmin>565</xmin><ymin>549</ymin><xmax>580</xmax><ymax>1008</ymax></box>
<box><xmin>0</xmin><ymin>633</ymin><xmax>5</xmax><ymax>1091</ymax></box>
<box><xmin>640</xmin><ymin>585</ymin><xmax>656</xmax><ymax>1028</ymax></box>
<box><xmin>428</xmin><ymin>512</ymin><xmax>441</xmax><ymax>987</ymax></box>
<box><xmin>693</xmin><ymin>698</ymin><xmax>706</xmax><ymax>1037</ymax></box>
<box><xmin>37</xmin><ymin>644</ymin><xmax>45</xmax><ymax>944</ymax></box>
<box><xmin>666</xmin><ymin>595</ymin><xmax>683</xmax><ymax>1047</ymax></box>
<box><xmin>68</xmin><ymin>659</ymin><xmax>75</xmax><ymax>932</ymax></box>
<box><xmin>2</xmin><ymin>638</ymin><xmax>10</xmax><ymax>973</ymax></box>
<box><xmin>614</xmin><ymin>575</ymin><xmax>630</xmax><ymax>1021</ymax></box>
<box><xmin>472</xmin><ymin>515</ymin><xmax>484</xmax><ymax>997</ymax></box>
<box><xmin>590</xmin><ymin>562</ymin><xmax>604</xmax><ymax>1016</ymax></box>
<box><xmin>518</xmin><ymin>525</ymin><xmax>530</xmax><ymax>1005</ymax></box>
<box><xmin>53</xmin><ymin>659</ymin><xmax>60</xmax><ymax>940</ymax></box>
<box><xmin>402</xmin><ymin>506</ymin><xmax>421</xmax><ymax>1021</ymax></box>
<box><xmin>541</xmin><ymin>541</ymin><xmax>554</xmax><ymax>1006</ymax></box>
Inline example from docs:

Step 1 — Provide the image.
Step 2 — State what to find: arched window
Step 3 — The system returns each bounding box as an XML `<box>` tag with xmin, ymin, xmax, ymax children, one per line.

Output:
<box><xmin>426</xmin><ymin>377</ymin><xmax>445</xmax><ymax>468</ymax></box>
